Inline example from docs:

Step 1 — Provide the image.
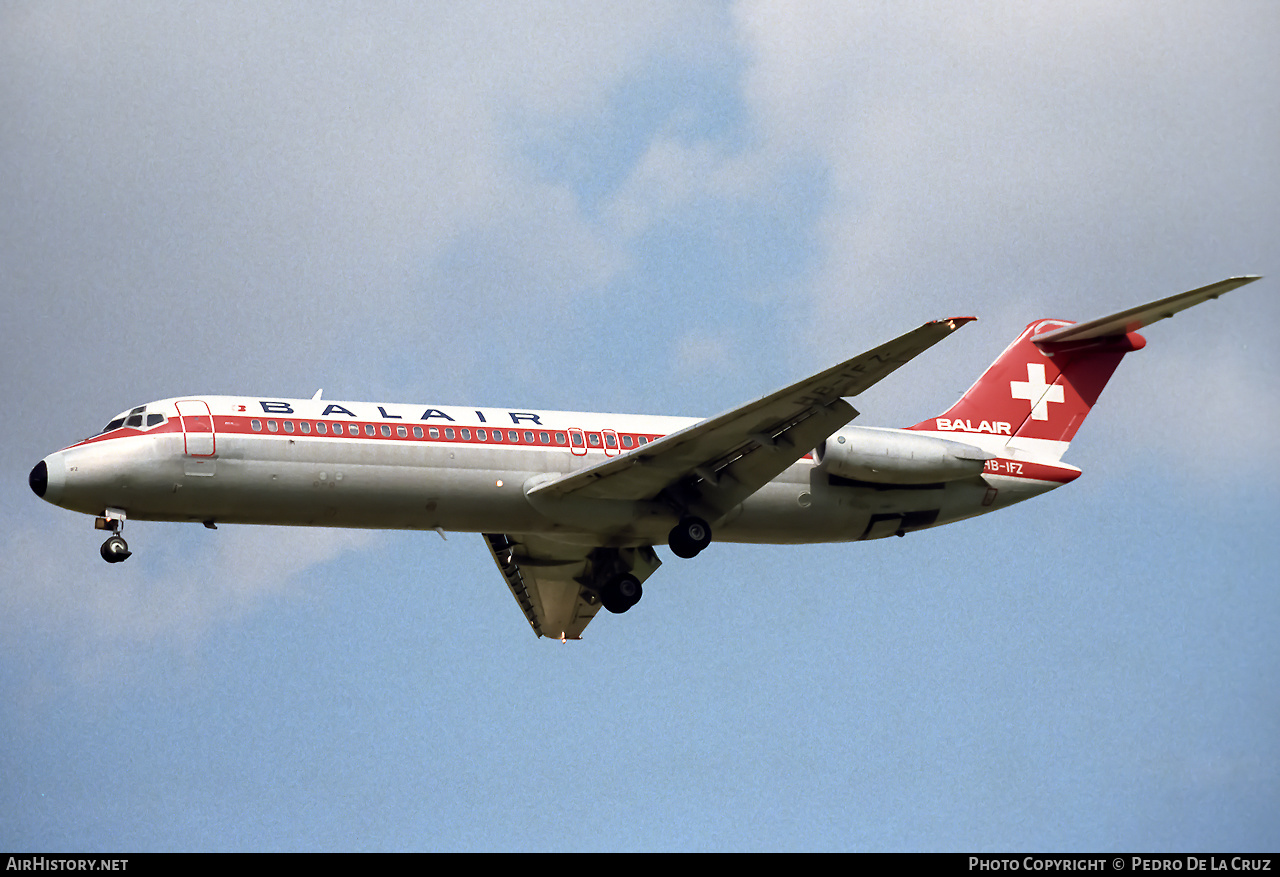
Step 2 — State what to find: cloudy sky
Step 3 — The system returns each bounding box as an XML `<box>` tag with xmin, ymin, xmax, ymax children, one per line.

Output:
<box><xmin>3</xmin><ymin>1</ymin><xmax>1277</xmax><ymax>852</ymax></box>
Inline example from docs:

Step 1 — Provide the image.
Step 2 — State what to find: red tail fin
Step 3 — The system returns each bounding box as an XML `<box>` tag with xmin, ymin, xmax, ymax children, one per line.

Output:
<box><xmin>910</xmin><ymin>319</ymin><xmax>1146</xmax><ymax>458</ymax></box>
<box><xmin>908</xmin><ymin>278</ymin><xmax>1259</xmax><ymax>460</ymax></box>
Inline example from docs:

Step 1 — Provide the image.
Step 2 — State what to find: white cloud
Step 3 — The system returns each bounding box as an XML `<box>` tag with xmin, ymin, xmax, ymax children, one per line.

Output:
<box><xmin>734</xmin><ymin>2</ymin><xmax>1277</xmax><ymax>299</ymax></box>
<box><xmin>671</xmin><ymin>331</ymin><xmax>735</xmax><ymax>384</ymax></box>
<box><xmin>1</xmin><ymin>519</ymin><xmax>378</xmax><ymax>687</ymax></box>
<box><xmin>0</xmin><ymin>2</ymin><xmax>704</xmax><ymax>406</ymax></box>
<box><xmin>729</xmin><ymin>1</ymin><xmax>1279</xmax><ymax>466</ymax></box>
<box><xmin>603</xmin><ymin>136</ymin><xmax>778</xmax><ymax>241</ymax></box>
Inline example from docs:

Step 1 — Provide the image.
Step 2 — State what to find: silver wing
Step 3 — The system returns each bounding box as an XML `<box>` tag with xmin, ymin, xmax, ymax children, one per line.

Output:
<box><xmin>528</xmin><ymin>317</ymin><xmax>975</xmax><ymax>516</ymax></box>
<box><xmin>494</xmin><ymin>316</ymin><xmax>974</xmax><ymax>638</ymax></box>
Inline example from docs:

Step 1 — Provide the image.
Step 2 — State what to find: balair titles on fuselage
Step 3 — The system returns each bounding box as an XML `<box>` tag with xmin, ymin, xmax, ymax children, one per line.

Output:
<box><xmin>256</xmin><ymin>400</ymin><xmax>546</xmax><ymax>426</ymax></box>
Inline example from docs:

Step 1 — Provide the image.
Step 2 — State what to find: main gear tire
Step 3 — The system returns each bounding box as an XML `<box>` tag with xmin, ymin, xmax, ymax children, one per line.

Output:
<box><xmin>668</xmin><ymin>516</ymin><xmax>711</xmax><ymax>558</ymax></box>
<box><xmin>601</xmin><ymin>574</ymin><xmax>643</xmax><ymax>613</ymax></box>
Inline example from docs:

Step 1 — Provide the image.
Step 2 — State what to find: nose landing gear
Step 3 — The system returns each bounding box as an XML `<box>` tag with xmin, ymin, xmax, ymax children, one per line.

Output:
<box><xmin>95</xmin><ymin>508</ymin><xmax>131</xmax><ymax>564</ymax></box>
<box><xmin>100</xmin><ymin>534</ymin><xmax>131</xmax><ymax>563</ymax></box>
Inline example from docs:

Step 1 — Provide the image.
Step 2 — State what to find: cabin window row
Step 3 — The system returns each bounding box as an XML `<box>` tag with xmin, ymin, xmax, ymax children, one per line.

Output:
<box><xmin>248</xmin><ymin>419</ymin><xmax>654</xmax><ymax>448</ymax></box>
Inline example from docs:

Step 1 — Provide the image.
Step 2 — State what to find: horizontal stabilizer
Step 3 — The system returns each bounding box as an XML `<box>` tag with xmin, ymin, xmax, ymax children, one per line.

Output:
<box><xmin>1031</xmin><ymin>276</ymin><xmax>1261</xmax><ymax>345</ymax></box>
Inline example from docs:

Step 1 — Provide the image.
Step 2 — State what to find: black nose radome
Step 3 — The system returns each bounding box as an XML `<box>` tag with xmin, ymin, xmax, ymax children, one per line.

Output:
<box><xmin>29</xmin><ymin>460</ymin><xmax>47</xmax><ymax>498</ymax></box>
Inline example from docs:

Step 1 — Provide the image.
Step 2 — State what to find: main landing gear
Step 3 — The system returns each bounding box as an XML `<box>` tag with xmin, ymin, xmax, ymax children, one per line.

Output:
<box><xmin>668</xmin><ymin>515</ymin><xmax>712</xmax><ymax>559</ymax></box>
<box><xmin>599</xmin><ymin>516</ymin><xmax>711</xmax><ymax>615</ymax></box>
<box><xmin>95</xmin><ymin>509</ymin><xmax>131</xmax><ymax>564</ymax></box>
<box><xmin>601</xmin><ymin>573</ymin><xmax>642</xmax><ymax>614</ymax></box>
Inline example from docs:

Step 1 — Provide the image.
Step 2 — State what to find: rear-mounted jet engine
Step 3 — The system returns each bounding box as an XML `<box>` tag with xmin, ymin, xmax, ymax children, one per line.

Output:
<box><xmin>816</xmin><ymin>428</ymin><xmax>993</xmax><ymax>484</ymax></box>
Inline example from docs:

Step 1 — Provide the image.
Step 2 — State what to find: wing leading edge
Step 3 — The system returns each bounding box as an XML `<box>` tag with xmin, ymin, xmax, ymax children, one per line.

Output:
<box><xmin>528</xmin><ymin>317</ymin><xmax>975</xmax><ymax>515</ymax></box>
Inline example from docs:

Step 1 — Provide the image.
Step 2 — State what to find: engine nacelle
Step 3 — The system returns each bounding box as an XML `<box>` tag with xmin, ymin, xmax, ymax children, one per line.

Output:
<box><xmin>816</xmin><ymin>428</ymin><xmax>993</xmax><ymax>485</ymax></box>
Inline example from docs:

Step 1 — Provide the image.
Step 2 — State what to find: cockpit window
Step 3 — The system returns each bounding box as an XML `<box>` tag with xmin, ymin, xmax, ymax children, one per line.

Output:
<box><xmin>100</xmin><ymin>405</ymin><xmax>162</xmax><ymax>435</ymax></box>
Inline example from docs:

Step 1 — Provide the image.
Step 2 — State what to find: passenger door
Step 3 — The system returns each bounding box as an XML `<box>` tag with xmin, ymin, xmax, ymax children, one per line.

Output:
<box><xmin>175</xmin><ymin>399</ymin><xmax>216</xmax><ymax>457</ymax></box>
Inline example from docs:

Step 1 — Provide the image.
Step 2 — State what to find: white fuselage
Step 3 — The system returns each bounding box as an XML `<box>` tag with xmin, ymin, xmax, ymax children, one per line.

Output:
<box><xmin>36</xmin><ymin>394</ymin><xmax>1077</xmax><ymax>547</ymax></box>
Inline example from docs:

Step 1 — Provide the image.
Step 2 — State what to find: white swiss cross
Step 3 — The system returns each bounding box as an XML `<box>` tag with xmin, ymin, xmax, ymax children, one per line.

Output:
<box><xmin>1010</xmin><ymin>363</ymin><xmax>1064</xmax><ymax>421</ymax></box>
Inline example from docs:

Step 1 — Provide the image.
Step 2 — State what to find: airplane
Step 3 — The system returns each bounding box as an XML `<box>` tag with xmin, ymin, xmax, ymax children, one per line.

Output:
<box><xmin>29</xmin><ymin>276</ymin><xmax>1260</xmax><ymax>640</ymax></box>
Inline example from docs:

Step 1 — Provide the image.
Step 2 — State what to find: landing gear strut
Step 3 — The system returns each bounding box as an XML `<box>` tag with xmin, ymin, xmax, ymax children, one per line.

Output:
<box><xmin>668</xmin><ymin>515</ymin><xmax>712</xmax><ymax>559</ymax></box>
<box><xmin>96</xmin><ymin>509</ymin><xmax>131</xmax><ymax>563</ymax></box>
